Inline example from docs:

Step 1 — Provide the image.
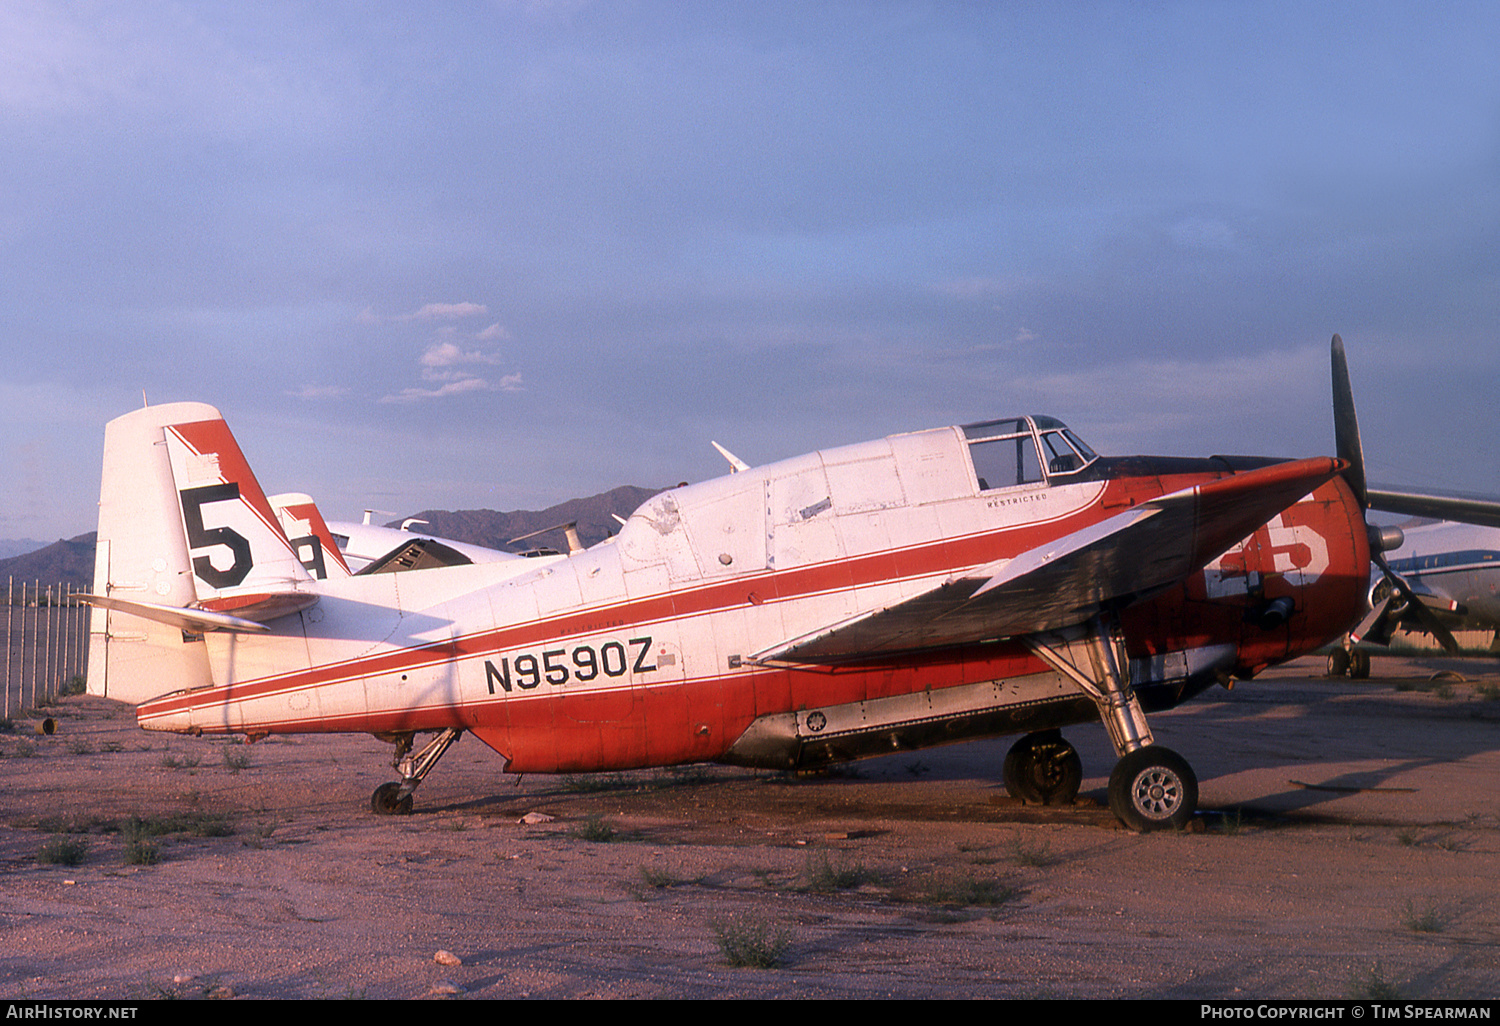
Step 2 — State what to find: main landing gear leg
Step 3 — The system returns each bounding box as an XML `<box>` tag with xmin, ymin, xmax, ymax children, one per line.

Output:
<box><xmin>371</xmin><ymin>727</ymin><xmax>463</xmax><ymax>815</ymax></box>
<box><xmin>1025</xmin><ymin>615</ymin><xmax>1198</xmax><ymax>832</ymax></box>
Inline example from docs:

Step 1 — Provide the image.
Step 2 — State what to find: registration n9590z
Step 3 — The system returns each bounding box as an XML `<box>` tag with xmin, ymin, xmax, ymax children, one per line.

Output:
<box><xmin>483</xmin><ymin>637</ymin><xmax>656</xmax><ymax>694</ymax></box>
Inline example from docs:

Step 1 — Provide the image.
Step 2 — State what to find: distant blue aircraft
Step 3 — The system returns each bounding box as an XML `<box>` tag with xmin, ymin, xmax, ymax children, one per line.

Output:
<box><xmin>1333</xmin><ymin>516</ymin><xmax>1500</xmax><ymax>676</ymax></box>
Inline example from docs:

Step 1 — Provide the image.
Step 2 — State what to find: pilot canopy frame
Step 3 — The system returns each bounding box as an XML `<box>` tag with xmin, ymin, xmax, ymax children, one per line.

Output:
<box><xmin>963</xmin><ymin>415</ymin><xmax>1100</xmax><ymax>492</ymax></box>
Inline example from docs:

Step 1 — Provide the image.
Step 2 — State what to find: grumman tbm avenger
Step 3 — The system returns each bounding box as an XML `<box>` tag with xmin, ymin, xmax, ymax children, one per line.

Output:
<box><xmin>85</xmin><ymin>336</ymin><xmax>1465</xmax><ymax>831</ymax></box>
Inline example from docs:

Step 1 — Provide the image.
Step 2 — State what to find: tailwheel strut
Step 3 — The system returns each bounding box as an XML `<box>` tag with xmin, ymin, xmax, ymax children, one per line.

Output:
<box><xmin>1025</xmin><ymin>613</ymin><xmax>1198</xmax><ymax>832</ymax></box>
<box><xmin>371</xmin><ymin>727</ymin><xmax>463</xmax><ymax>815</ymax></box>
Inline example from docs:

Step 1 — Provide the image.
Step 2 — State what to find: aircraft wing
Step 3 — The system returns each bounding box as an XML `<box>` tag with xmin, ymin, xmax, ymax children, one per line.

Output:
<box><xmin>752</xmin><ymin>456</ymin><xmax>1344</xmax><ymax>665</ymax></box>
<box><xmin>1367</xmin><ymin>488</ymin><xmax>1500</xmax><ymax>530</ymax></box>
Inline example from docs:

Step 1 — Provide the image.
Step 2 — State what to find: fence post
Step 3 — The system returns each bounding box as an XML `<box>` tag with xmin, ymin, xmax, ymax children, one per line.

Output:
<box><xmin>45</xmin><ymin>585</ymin><xmax>54</xmax><ymax>704</ymax></box>
<box><xmin>5</xmin><ymin>575</ymin><xmax>11</xmax><ymax>720</ymax></box>
<box><xmin>4</xmin><ymin>576</ymin><xmax>10</xmax><ymax>720</ymax></box>
<box><xmin>23</xmin><ymin>581</ymin><xmax>31</xmax><ymax>711</ymax></box>
<box><xmin>64</xmin><ymin>586</ymin><xmax>72</xmax><ymax>689</ymax></box>
<box><xmin>65</xmin><ymin>586</ymin><xmax>77</xmax><ymax>693</ymax></box>
<box><xmin>79</xmin><ymin>584</ymin><xmax>89</xmax><ymax>691</ymax></box>
<box><xmin>30</xmin><ymin>580</ymin><xmax>39</xmax><ymax>711</ymax></box>
<box><xmin>75</xmin><ymin>585</ymin><xmax>85</xmax><ymax>691</ymax></box>
<box><xmin>53</xmin><ymin>585</ymin><xmax>63</xmax><ymax>699</ymax></box>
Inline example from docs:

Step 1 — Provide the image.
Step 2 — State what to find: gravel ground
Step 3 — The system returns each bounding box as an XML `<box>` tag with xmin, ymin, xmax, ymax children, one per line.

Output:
<box><xmin>1</xmin><ymin>653</ymin><xmax>1498</xmax><ymax>1000</ymax></box>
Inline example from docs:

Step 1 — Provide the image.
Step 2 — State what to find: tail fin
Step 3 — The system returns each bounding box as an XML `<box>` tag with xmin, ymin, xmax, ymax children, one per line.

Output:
<box><xmin>87</xmin><ymin>403</ymin><xmax>315</xmax><ymax>704</ymax></box>
<box><xmin>270</xmin><ymin>493</ymin><xmax>353</xmax><ymax>579</ymax></box>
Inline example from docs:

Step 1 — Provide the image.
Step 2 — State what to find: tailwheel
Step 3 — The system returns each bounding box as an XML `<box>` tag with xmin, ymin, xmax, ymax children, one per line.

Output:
<box><xmin>1108</xmin><ymin>746</ymin><xmax>1198</xmax><ymax>832</ymax></box>
<box><xmin>369</xmin><ymin>727</ymin><xmax>463</xmax><ymax>815</ymax></box>
<box><xmin>1003</xmin><ymin>730</ymin><xmax>1083</xmax><ymax>806</ymax></box>
<box><xmin>371</xmin><ymin>781</ymin><xmax>414</xmax><ymax>816</ymax></box>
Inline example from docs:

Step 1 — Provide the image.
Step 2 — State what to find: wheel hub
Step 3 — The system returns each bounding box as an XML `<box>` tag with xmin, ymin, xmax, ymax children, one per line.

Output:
<box><xmin>1132</xmin><ymin>768</ymin><xmax>1182</xmax><ymax>818</ymax></box>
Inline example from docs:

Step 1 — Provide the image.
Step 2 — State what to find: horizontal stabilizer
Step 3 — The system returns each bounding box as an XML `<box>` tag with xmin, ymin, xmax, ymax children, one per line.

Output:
<box><xmin>754</xmin><ymin>456</ymin><xmax>1344</xmax><ymax>664</ymax></box>
<box><xmin>81</xmin><ymin>594</ymin><xmax>273</xmax><ymax>634</ymax></box>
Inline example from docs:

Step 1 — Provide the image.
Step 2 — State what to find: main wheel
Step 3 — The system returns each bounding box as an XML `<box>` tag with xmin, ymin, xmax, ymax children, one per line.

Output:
<box><xmin>371</xmin><ymin>781</ymin><xmax>414</xmax><ymax>816</ymax></box>
<box><xmin>1003</xmin><ymin>731</ymin><xmax>1083</xmax><ymax>806</ymax></box>
<box><xmin>1327</xmin><ymin>648</ymin><xmax>1351</xmax><ymax>677</ymax></box>
<box><xmin>1108</xmin><ymin>746</ymin><xmax>1197</xmax><ymax>832</ymax></box>
<box><xmin>1348</xmin><ymin>649</ymin><xmax>1371</xmax><ymax>679</ymax></box>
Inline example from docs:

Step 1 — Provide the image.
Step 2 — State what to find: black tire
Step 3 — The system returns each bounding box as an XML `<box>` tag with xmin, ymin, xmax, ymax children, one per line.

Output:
<box><xmin>1327</xmin><ymin>648</ymin><xmax>1351</xmax><ymax>677</ymax></box>
<box><xmin>1003</xmin><ymin>731</ymin><xmax>1083</xmax><ymax>806</ymax></box>
<box><xmin>1108</xmin><ymin>746</ymin><xmax>1197</xmax><ymax>832</ymax></box>
<box><xmin>1348</xmin><ymin>649</ymin><xmax>1371</xmax><ymax>679</ymax></box>
<box><xmin>371</xmin><ymin>781</ymin><xmax>414</xmax><ymax>816</ymax></box>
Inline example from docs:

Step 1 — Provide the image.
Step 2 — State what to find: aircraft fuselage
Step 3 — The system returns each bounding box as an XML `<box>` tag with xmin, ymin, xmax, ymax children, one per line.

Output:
<box><xmin>132</xmin><ymin>428</ymin><xmax>1369</xmax><ymax>775</ymax></box>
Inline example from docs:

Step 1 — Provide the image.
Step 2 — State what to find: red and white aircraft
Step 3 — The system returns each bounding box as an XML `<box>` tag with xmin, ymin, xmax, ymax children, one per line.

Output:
<box><xmin>84</xmin><ymin>337</ymin><xmax>1453</xmax><ymax>831</ymax></box>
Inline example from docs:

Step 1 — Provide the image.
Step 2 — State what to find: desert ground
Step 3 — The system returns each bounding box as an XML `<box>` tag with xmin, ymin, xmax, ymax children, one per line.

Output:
<box><xmin>1</xmin><ymin>652</ymin><xmax>1498</xmax><ymax>1000</ymax></box>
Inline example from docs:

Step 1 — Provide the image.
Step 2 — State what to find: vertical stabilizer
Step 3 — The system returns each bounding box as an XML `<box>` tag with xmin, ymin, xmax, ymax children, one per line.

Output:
<box><xmin>270</xmin><ymin>493</ymin><xmax>353</xmax><ymax>579</ymax></box>
<box><xmin>161</xmin><ymin>418</ymin><xmax>313</xmax><ymax>606</ymax></box>
<box><xmin>89</xmin><ymin>402</ymin><xmax>218</xmax><ymax>703</ymax></box>
<box><xmin>87</xmin><ymin>403</ymin><xmax>314</xmax><ymax>704</ymax></box>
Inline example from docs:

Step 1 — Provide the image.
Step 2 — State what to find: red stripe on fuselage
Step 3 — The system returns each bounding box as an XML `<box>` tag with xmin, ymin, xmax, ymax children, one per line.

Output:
<box><xmin>138</xmin><ymin>506</ymin><xmax>1098</xmax><ymax>722</ymax></box>
<box><xmin>150</xmin><ymin>640</ymin><xmax>1057</xmax><ymax>772</ymax></box>
<box><xmin>136</xmin><ymin>467</ymin><xmax>1247</xmax><ymax>727</ymax></box>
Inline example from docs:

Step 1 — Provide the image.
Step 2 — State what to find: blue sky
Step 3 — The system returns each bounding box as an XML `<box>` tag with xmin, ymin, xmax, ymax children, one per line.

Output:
<box><xmin>2</xmin><ymin>1</ymin><xmax>1497</xmax><ymax>541</ymax></box>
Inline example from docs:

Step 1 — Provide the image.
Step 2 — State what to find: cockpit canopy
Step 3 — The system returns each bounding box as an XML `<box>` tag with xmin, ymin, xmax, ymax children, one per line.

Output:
<box><xmin>962</xmin><ymin>415</ymin><xmax>1099</xmax><ymax>491</ymax></box>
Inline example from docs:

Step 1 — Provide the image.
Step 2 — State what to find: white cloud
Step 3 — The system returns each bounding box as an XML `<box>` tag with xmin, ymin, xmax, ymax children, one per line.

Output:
<box><xmin>412</xmin><ymin>302</ymin><xmax>489</xmax><ymax>321</ymax></box>
<box><xmin>379</xmin><ymin>340</ymin><xmax>521</xmax><ymax>403</ymax></box>
<box><xmin>355</xmin><ymin>302</ymin><xmax>492</xmax><ymax>326</ymax></box>
<box><xmin>379</xmin><ymin>377</ymin><xmax>492</xmax><ymax>404</ymax></box>
<box><xmin>420</xmin><ymin>341</ymin><xmax>502</xmax><ymax>370</ymax></box>
<box><xmin>285</xmin><ymin>384</ymin><xmax>349</xmax><ymax>400</ymax></box>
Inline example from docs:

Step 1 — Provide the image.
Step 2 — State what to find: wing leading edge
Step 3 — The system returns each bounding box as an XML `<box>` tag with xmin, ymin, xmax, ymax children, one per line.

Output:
<box><xmin>752</xmin><ymin>456</ymin><xmax>1345</xmax><ymax>665</ymax></box>
<box><xmin>1366</xmin><ymin>488</ymin><xmax>1500</xmax><ymax>530</ymax></box>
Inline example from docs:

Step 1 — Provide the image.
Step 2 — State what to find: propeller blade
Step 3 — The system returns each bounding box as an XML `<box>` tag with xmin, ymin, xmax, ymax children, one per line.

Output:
<box><xmin>1371</xmin><ymin>551</ymin><xmax>1461</xmax><ymax>653</ymax></box>
<box><xmin>1349</xmin><ymin>592</ymin><xmax>1395</xmax><ymax>646</ymax></box>
<box><xmin>1334</xmin><ymin>336</ymin><xmax>1500</xmax><ymax>528</ymax></box>
<box><xmin>1330</xmin><ymin>334</ymin><xmax>1368</xmax><ymax>509</ymax></box>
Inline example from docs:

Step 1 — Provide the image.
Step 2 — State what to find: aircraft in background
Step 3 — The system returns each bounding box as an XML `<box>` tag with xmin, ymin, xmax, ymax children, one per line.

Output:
<box><xmin>269</xmin><ymin>493</ymin><xmax>354</xmax><ymax>579</ymax></box>
<box><xmin>82</xmin><ymin>336</ymin><xmax>1495</xmax><ymax>831</ymax></box>
<box><xmin>1320</xmin><ymin>390</ymin><xmax>1500</xmax><ymax>677</ymax></box>
<box><xmin>325</xmin><ymin>513</ymin><xmax>531</xmax><ymax>574</ymax></box>
<box><xmin>1329</xmin><ymin>517</ymin><xmax>1500</xmax><ymax>676</ymax></box>
<box><xmin>268</xmin><ymin>494</ymin><xmax>539</xmax><ymax>577</ymax></box>
<box><xmin>1384</xmin><ymin>521</ymin><xmax>1500</xmax><ymax>641</ymax></box>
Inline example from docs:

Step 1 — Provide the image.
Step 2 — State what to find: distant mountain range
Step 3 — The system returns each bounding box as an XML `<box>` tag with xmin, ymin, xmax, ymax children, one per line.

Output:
<box><xmin>397</xmin><ymin>485</ymin><xmax>660</xmax><ymax>552</ymax></box>
<box><xmin>0</xmin><ymin>485</ymin><xmax>663</xmax><ymax>591</ymax></box>
<box><xmin>0</xmin><ymin>534</ymin><xmax>97</xmax><ymax>593</ymax></box>
<box><xmin>0</xmin><ymin>539</ymin><xmax>47</xmax><ymax>560</ymax></box>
